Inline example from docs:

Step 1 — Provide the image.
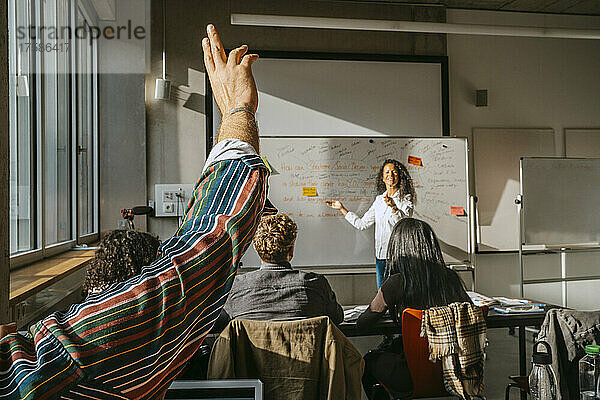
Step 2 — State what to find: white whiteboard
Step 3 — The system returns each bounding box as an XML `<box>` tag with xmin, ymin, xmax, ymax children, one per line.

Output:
<box><xmin>241</xmin><ymin>137</ymin><xmax>470</xmax><ymax>268</ymax></box>
<box><xmin>521</xmin><ymin>158</ymin><xmax>600</xmax><ymax>246</ymax></box>
<box><xmin>212</xmin><ymin>57</ymin><xmax>445</xmax><ymax>139</ymax></box>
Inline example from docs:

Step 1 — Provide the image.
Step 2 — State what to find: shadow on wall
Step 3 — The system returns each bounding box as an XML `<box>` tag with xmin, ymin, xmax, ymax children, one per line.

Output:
<box><xmin>183</xmin><ymin>92</ymin><xmax>205</xmax><ymax>114</ymax></box>
<box><xmin>146</xmin><ymin>68</ymin><xmax>208</xmax><ymax>240</ymax></box>
<box><xmin>146</xmin><ymin>84</ymin><xmax>182</xmax><ymax>239</ymax></box>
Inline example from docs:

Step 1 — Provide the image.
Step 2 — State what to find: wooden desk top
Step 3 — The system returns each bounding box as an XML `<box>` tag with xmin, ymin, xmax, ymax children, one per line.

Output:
<box><xmin>10</xmin><ymin>250</ymin><xmax>94</xmax><ymax>305</ymax></box>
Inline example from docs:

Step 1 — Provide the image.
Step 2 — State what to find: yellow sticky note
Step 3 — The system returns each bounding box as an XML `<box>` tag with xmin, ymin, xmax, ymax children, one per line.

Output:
<box><xmin>302</xmin><ymin>187</ymin><xmax>317</xmax><ymax>197</ymax></box>
<box><xmin>261</xmin><ymin>156</ymin><xmax>273</xmax><ymax>173</ymax></box>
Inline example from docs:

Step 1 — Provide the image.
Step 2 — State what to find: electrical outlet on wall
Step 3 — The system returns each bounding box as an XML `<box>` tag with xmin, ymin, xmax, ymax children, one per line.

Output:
<box><xmin>154</xmin><ymin>184</ymin><xmax>194</xmax><ymax>217</ymax></box>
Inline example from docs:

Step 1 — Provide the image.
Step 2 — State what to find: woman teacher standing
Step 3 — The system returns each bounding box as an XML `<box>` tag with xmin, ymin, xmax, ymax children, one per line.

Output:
<box><xmin>327</xmin><ymin>159</ymin><xmax>415</xmax><ymax>290</ymax></box>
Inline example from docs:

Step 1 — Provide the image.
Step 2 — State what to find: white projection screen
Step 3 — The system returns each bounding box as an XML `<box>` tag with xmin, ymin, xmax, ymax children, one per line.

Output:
<box><xmin>210</xmin><ymin>54</ymin><xmax>447</xmax><ymax>144</ymax></box>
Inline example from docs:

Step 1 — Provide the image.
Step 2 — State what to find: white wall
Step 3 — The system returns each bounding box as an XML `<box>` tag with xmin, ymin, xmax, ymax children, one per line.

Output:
<box><xmin>135</xmin><ymin>4</ymin><xmax>600</xmax><ymax>308</ymax></box>
<box><xmin>448</xmin><ymin>9</ymin><xmax>600</xmax><ymax>154</ymax></box>
<box><xmin>98</xmin><ymin>0</ymin><xmax>149</xmax><ymax>232</ymax></box>
<box><xmin>448</xmin><ymin>9</ymin><xmax>600</xmax><ymax>309</ymax></box>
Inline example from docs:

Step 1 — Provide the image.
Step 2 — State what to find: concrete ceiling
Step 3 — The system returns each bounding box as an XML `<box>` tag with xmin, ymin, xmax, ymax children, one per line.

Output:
<box><xmin>351</xmin><ymin>1</ymin><xmax>600</xmax><ymax>16</ymax></box>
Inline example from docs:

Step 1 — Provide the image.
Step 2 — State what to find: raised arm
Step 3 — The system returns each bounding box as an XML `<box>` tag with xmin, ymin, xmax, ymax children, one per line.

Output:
<box><xmin>202</xmin><ymin>25</ymin><xmax>260</xmax><ymax>152</ymax></box>
<box><xmin>0</xmin><ymin>25</ymin><xmax>269</xmax><ymax>400</ymax></box>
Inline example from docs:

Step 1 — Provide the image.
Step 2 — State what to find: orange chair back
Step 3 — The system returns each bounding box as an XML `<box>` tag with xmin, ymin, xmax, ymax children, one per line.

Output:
<box><xmin>401</xmin><ymin>306</ymin><xmax>488</xmax><ymax>399</ymax></box>
<box><xmin>401</xmin><ymin>308</ymin><xmax>447</xmax><ymax>399</ymax></box>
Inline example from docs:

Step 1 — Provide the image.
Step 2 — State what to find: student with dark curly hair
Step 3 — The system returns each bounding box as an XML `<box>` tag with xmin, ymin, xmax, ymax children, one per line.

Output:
<box><xmin>83</xmin><ymin>230</ymin><xmax>161</xmax><ymax>295</ymax></box>
<box><xmin>222</xmin><ymin>214</ymin><xmax>343</xmax><ymax>324</ymax></box>
<box><xmin>327</xmin><ymin>159</ymin><xmax>415</xmax><ymax>290</ymax></box>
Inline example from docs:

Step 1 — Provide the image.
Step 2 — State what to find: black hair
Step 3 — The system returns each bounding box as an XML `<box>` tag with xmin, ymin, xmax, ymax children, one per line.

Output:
<box><xmin>83</xmin><ymin>230</ymin><xmax>161</xmax><ymax>295</ymax></box>
<box><xmin>375</xmin><ymin>159</ymin><xmax>416</xmax><ymax>202</ymax></box>
<box><xmin>386</xmin><ymin>218</ymin><xmax>470</xmax><ymax>309</ymax></box>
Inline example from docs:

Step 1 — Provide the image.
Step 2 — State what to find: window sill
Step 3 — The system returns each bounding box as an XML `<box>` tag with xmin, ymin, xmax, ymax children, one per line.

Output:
<box><xmin>10</xmin><ymin>249</ymin><xmax>95</xmax><ymax>306</ymax></box>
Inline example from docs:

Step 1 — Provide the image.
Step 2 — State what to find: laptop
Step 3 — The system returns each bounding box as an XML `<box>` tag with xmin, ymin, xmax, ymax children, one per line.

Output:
<box><xmin>165</xmin><ymin>380</ymin><xmax>263</xmax><ymax>400</ymax></box>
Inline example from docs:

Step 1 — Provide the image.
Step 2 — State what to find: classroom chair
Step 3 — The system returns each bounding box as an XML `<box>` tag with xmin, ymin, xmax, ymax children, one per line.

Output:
<box><xmin>402</xmin><ymin>306</ymin><xmax>489</xmax><ymax>399</ymax></box>
<box><xmin>207</xmin><ymin>316</ymin><xmax>364</xmax><ymax>400</ymax></box>
<box><xmin>402</xmin><ymin>308</ymin><xmax>447</xmax><ymax>398</ymax></box>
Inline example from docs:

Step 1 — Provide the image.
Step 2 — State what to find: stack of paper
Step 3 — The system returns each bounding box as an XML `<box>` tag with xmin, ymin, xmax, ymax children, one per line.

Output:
<box><xmin>467</xmin><ymin>291</ymin><xmax>499</xmax><ymax>307</ymax></box>
<box><xmin>467</xmin><ymin>292</ymin><xmax>546</xmax><ymax>313</ymax></box>
<box><xmin>493</xmin><ymin>304</ymin><xmax>545</xmax><ymax>314</ymax></box>
<box><xmin>343</xmin><ymin>305</ymin><xmax>369</xmax><ymax>322</ymax></box>
<box><xmin>493</xmin><ymin>297</ymin><xmax>533</xmax><ymax>306</ymax></box>
<box><xmin>492</xmin><ymin>297</ymin><xmax>545</xmax><ymax>313</ymax></box>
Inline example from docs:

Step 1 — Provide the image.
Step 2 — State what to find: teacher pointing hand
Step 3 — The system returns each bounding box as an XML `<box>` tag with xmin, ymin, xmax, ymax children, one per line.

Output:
<box><xmin>327</xmin><ymin>159</ymin><xmax>415</xmax><ymax>290</ymax></box>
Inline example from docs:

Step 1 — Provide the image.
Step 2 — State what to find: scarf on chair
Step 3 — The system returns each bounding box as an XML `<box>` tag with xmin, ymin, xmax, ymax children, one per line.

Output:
<box><xmin>421</xmin><ymin>302</ymin><xmax>487</xmax><ymax>400</ymax></box>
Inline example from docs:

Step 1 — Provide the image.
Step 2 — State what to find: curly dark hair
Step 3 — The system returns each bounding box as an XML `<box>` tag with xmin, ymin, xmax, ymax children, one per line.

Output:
<box><xmin>376</xmin><ymin>159</ymin><xmax>416</xmax><ymax>203</ymax></box>
<box><xmin>83</xmin><ymin>230</ymin><xmax>161</xmax><ymax>295</ymax></box>
<box><xmin>253</xmin><ymin>214</ymin><xmax>297</xmax><ymax>263</ymax></box>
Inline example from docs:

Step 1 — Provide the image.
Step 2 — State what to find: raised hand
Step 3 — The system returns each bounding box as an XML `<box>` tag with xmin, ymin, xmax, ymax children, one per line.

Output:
<box><xmin>201</xmin><ymin>24</ymin><xmax>259</xmax><ymax>116</ymax></box>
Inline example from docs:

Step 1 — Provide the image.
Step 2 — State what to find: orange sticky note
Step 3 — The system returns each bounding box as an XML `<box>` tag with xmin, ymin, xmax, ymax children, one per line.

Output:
<box><xmin>302</xmin><ymin>187</ymin><xmax>317</xmax><ymax>197</ymax></box>
<box><xmin>408</xmin><ymin>156</ymin><xmax>422</xmax><ymax>166</ymax></box>
<box><xmin>451</xmin><ymin>206</ymin><xmax>466</xmax><ymax>216</ymax></box>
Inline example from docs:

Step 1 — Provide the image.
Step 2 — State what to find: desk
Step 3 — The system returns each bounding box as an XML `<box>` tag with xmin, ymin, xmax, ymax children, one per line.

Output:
<box><xmin>340</xmin><ymin>308</ymin><xmax>552</xmax><ymax>400</ymax></box>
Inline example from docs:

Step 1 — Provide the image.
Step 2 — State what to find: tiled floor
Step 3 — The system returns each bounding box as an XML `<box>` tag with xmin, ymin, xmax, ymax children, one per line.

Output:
<box><xmin>350</xmin><ymin>328</ymin><xmax>535</xmax><ymax>400</ymax></box>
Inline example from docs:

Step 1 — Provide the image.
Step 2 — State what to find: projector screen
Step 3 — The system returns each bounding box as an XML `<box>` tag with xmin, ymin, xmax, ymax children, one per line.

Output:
<box><xmin>208</xmin><ymin>53</ymin><xmax>448</xmax><ymax>148</ymax></box>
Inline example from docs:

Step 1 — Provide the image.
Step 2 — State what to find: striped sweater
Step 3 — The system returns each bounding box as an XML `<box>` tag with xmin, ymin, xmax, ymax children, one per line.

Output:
<box><xmin>0</xmin><ymin>152</ymin><xmax>269</xmax><ymax>400</ymax></box>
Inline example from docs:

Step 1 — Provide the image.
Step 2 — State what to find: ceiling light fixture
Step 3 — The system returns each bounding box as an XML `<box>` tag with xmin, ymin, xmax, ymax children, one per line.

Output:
<box><xmin>155</xmin><ymin>0</ymin><xmax>171</xmax><ymax>100</ymax></box>
<box><xmin>230</xmin><ymin>13</ymin><xmax>600</xmax><ymax>40</ymax></box>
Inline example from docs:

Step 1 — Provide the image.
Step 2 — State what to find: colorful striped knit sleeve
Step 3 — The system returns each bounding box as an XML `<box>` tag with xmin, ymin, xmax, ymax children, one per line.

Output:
<box><xmin>0</xmin><ymin>155</ymin><xmax>269</xmax><ymax>400</ymax></box>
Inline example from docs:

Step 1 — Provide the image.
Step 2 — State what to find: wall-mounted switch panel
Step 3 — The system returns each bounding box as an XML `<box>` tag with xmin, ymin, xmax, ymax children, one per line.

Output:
<box><xmin>154</xmin><ymin>183</ymin><xmax>194</xmax><ymax>217</ymax></box>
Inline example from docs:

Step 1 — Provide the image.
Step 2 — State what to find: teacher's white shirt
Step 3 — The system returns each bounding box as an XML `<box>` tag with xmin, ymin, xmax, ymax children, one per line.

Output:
<box><xmin>344</xmin><ymin>192</ymin><xmax>413</xmax><ymax>259</ymax></box>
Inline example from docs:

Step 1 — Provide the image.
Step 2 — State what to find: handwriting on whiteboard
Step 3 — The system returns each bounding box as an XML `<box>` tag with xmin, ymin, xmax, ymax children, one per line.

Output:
<box><xmin>266</xmin><ymin>139</ymin><xmax>466</xmax><ymax>227</ymax></box>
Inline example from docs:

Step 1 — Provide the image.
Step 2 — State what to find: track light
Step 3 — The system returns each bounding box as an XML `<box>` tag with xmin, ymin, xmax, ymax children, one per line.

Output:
<box><xmin>155</xmin><ymin>0</ymin><xmax>171</xmax><ymax>100</ymax></box>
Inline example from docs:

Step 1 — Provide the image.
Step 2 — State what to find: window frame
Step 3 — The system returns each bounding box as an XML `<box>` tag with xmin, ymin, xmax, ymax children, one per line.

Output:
<box><xmin>9</xmin><ymin>0</ymin><xmax>100</xmax><ymax>270</ymax></box>
<box><xmin>8</xmin><ymin>0</ymin><xmax>38</xmax><ymax>260</ymax></box>
<box><xmin>74</xmin><ymin>2</ymin><xmax>99</xmax><ymax>246</ymax></box>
